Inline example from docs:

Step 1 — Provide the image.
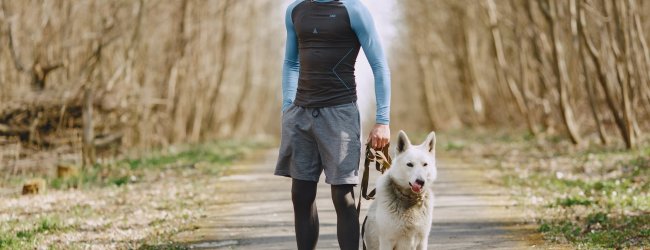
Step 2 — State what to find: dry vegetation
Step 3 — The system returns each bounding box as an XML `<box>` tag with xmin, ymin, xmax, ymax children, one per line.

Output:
<box><xmin>0</xmin><ymin>0</ymin><xmax>283</xmax><ymax>172</ymax></box>
<box><xmin>393</xmin><ymin>0</ymin><xmax>650</xmax><ymax>149</ymax></box>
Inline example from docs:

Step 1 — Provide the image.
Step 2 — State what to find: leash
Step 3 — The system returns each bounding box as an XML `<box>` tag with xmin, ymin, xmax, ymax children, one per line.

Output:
<box><xmin>357</xmin><ymin>142</ymin><xmax>391</xmax><ymax>214</ymax></box>
<box><xmin>358</xmin><ymin>142</ymin><xmax>391</xmax><ymax>250</ymax></box>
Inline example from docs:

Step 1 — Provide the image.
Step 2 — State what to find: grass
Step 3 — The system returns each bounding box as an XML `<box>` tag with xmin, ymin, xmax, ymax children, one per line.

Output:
<box><xmin>16</xmin><ymin>217</ymin><xmax>67</xmax><ymax>240</ymax></box>
<box><xmin>439</xmin><ymin>129</ymin><xmax>649</xmax><ymax>249</ymax></box>
<box><xmin>0</xmin><ymin>139</ymin><xmax>268</xmax><ymax>249</ymax></box>
<box><xmin>138</xmin><ymin>243</ymin><xmax>189</xmax><ymax>250</ymax></box>
<box><xmin>552</xmin><ymin>197</ymin><xmax>593</xmax><ymax>207</ymax></box>
<box><xmin>0</xmin><ymin>217</ymin><xmax>69</xmax><ymax>250</ymax></box>
<box><xmin>533</xmin><ymin>163</ymin><xmax>650</xmax><ymax>249</ymax></box>
<box><xmin>2</xmin><ymin>140</ymin><xmax>264</xmax><ymax>192</ymax></box>
<box><xmin>538</xmin><ymin>213</ymin><xmax>650</xmax><ymax>248</ymax></box>
<box><xmin>494</xmin><ymin>140</ymin><xmax>649</xmax><ymax>249</ymax></box>
<box><xmin>49</xmin><ymin>140</ymin><xmax>262</xmax><ymax>190</ymax></box>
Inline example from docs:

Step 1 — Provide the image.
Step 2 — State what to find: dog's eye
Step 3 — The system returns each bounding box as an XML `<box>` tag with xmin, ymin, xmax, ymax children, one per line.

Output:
<box><xmin>406</xmin><ymin>163</ymin><xmax>413</xmax><ymax>167</ymax></box>
<box><xmin>423</xmin><ymin>163</ymin><xmax>428</xmax><ymax>167</ymax></box>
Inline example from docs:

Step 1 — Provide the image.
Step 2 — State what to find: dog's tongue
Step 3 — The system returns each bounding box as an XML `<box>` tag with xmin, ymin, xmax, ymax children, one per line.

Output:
<box><xmin>411</xmin><ymin>183</ymin><xmax>422</xmax><ymax>193</ymax></box>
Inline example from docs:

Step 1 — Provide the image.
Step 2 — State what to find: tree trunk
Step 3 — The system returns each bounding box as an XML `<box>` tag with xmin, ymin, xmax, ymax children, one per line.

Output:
<box><xmin>486</xmin><ymin>0</ymin><xmax>537</xmax><ymax>136</ymax></box>
<box><xmin>579</xmin><ymin>0</ymin><xmax>633</xmax><ymax>148</ymax></box>
<box><xmin>82</xmin><ymin>85</ymin><xmax>96</xmax><ymax>168</ymax></box>
<box><xmin>543</xmin><ymin>0</ymin><xmax>582</xmax><ymax>145</ymax></box>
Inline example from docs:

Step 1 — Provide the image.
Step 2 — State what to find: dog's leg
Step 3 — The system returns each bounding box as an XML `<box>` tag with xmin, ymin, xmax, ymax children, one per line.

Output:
<box><xmin>416</xmin><ymin>239</ymin><xmax>428</xmax><ymax>250</ymax></box>
<box><xmin>378</xmin><ymin>238</ymin><xmax>394</xmax><ymax>250</ymax></box>
<box><xmin>416</xmin><ymin>232</ymin><xmax>429</xmax><ymax>250</ymax></box>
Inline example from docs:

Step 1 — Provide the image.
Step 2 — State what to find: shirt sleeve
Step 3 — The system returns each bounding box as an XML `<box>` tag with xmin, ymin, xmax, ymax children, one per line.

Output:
<box><xmin>281</xmin><ymin>1</ymin><xmax>301</xmax><ymax>113</ymax></box>
<box><xmin>347</xmin><ymin>1</ymin><xmax>391</xmax><ymax>125</ymax></box>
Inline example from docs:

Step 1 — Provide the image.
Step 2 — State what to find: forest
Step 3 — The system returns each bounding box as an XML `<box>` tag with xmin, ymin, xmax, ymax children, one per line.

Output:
<box><xmin>1</xmin><ymin>0</ymin><xmax>283</xmax><ymax>167</ymax></box>
<box><xmin>393</xmin><ymin>0</ymin><xmax>650</xmax><ymax>149</ymax></box>
<box><xmin>0</xmin><ymin>0</ymin><xmax>648</xmax><ymax>249</ymax></box>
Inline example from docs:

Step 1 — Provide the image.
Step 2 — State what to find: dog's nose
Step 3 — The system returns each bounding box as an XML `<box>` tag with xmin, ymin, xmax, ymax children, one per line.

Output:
<box><xmin>415</xmin><ymin>179</ymin><xmax>425</xmax><ymax>187</ymax></box>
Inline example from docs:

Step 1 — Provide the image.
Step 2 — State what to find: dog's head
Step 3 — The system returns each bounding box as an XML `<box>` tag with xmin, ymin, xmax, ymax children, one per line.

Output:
<box><xmin>389</xmin><ymin>130</ymin><xmax>437</xmax><ymax>194</ymax></box>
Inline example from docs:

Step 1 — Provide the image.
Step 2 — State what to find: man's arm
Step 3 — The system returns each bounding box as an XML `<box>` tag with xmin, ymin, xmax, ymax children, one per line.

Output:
<box><xmin>282</xmin><ymin>1</ymin><xmax>301</xmax><ymax>112</ymax></box>
<box><xmin>348</xmin><ymin>1</ymin><xmax>391</xmax><ymax>125</ymax></box>
<box><xmin>348</xmin><ymin>1</ymin><xmax>391</xmax><ymax>148</ymax></box>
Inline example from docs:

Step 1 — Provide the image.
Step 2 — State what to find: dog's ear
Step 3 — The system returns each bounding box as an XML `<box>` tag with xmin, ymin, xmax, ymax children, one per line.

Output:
<box><xmin>423</xmin><ymin>131</ymin><xmax>436</xmax><ymax>154</ymax></box>
<box><xmin>396</xmin><ymin>130</ymin><xmax>411</xmax><ymax>154</ymax></box>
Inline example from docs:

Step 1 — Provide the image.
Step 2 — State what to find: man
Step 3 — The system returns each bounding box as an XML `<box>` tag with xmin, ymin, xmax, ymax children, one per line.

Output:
<box><xmin>274</xmin><ymin>0</ymin><xmax>390</xmax><ymax>249</ymax></box>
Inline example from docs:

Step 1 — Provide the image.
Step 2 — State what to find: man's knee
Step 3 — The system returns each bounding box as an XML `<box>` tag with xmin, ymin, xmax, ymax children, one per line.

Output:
<box><xmin>331</xmin><ymin>184</ymin><xmax>355</xmax><ymax>210</ymax></box>
<box><xmin>292</xmin><ymin>179</ymin><xmax>318</xmax><ymax>205</ymax></box>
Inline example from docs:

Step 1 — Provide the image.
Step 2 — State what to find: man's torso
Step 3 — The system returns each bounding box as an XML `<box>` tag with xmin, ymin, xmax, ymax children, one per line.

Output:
<box><xmin>291</xmin><ymin>0</ymin><xmax>361</xmax><ymax>108</ymax></box>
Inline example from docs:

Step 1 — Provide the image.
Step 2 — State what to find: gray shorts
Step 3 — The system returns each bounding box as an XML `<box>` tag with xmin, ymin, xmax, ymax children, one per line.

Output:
<box><xmin>274</xmin><ymin>102</ymin><xmax>361</xmax><ymax>185</ymax></box>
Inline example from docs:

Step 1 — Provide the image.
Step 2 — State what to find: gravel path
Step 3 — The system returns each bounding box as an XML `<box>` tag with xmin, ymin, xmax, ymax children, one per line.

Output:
<box><xmin>173</xmin><ymin>148</ymin><xmax>543</xmax><ymax>249</ymax></box>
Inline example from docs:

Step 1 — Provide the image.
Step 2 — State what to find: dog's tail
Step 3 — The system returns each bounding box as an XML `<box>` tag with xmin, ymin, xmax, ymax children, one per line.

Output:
<box><xmin>361</xmin><ymin>215</ymin><xmax>368</xmax><ymax>250</ymax></box>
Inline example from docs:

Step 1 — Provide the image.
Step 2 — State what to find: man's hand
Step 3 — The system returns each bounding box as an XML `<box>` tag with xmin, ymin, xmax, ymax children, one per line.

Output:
<box><xmin>368</xmin><ymin>124</ymin><xmax>390</xmax><ymax>149</ymax></box>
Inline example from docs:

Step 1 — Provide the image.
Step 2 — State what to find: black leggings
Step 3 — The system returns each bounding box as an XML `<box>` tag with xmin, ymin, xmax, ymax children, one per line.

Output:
<box><xmin>291</xmin><ymin>179</ymin><xmax>359</xmax><ymax>250</ymax></box>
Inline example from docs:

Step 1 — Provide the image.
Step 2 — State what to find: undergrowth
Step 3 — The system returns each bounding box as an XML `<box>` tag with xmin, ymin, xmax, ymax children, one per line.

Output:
<box><xmin>0</xmin><ymin>139</ymin><xmax>267</xmax><ymax>249</ymax></box>
<box><xmin>486</xmin><ymin>133</ymin><xmax>650</xmax><ymax>249</ymax></box>
<box><xmin>441</xmin><ymin>129</ymin><xmax>649</xmax><ymax>249</ymax></box>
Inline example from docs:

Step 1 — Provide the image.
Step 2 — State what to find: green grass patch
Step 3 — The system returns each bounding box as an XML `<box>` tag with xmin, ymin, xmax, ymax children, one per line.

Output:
<box><xmin>109</xmin><ymin>176</ymin><xmax>130</xmax><ymax>186</ymax></box>
<box><xmin>539</xmin><ymin>212</ymin><xmax>650</xmax><ymax>249</ymax></box>
<box><xmin>124</xmin><ymin>140</ymin><xmax>260</xmax><ymax>170</ymax></box>
<box><xmin>138</xmin><ymin>243</ymin><xmax>189</xmax><ymax>250</ymax></box>
<box><xmin>442</xmin><ymin>130</ymin><xmax>650</xmax><ymax>248</ymax></box>
<box><xmin>505</xmin><ymin>153</ymin><xmax>649</xmax><ymax>249</ymax></box>
<box><xmin>0</xmin><ymin>234</ymin><xmax>18</xmax><ymax>250</ymax></box>
<box><xmin>125</xmin><ymin>147</ymin><xmax>229</xmax><ymax>170</ymax></box>
<box><xmin>553</xmin><ymin>197</ymin><xmax>593</xmax><ymax>207</ymax></box>
<box><xmin>17</xmin><ymin>217</ymin><xmax>67</xmax><ymax>240</ymax></box>
<box><xmin>2</xmin><ymin>140</ymin><xmax>269</xmax><ymax>190</ymax></box>
<box><xmin>0</xmin><ymin>216</ymin><xmax>70</xmax><ymax>250</ymax></box>
<box><xmin>42</xmin><ymin>140</ymin><xmax>265</xmax><ymax>190</ymax></box>
<box><xmin>443</xmin><ymin>141</ymin><xmax>465</xmax><ymax>151</ymax></box>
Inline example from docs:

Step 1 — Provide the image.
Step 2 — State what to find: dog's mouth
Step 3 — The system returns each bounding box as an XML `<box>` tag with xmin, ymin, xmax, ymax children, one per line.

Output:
<box><xmin>408</xmin><ymin>180</ymin><xmax>425</xmax><ymax>193</ymax></box>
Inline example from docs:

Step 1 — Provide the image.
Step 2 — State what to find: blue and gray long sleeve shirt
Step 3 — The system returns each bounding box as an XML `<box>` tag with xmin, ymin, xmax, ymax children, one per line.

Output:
<box><xmin>282</xmin><ymin>0</ymin><xmax>391</xmax><ymax>124</ymax></box>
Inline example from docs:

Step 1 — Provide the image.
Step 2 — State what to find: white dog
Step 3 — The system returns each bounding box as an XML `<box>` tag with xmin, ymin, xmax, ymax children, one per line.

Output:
<box><xmin>363</xmin><ymin>130</ymin><xmax>437</xmax><ymax>250</ymax></box>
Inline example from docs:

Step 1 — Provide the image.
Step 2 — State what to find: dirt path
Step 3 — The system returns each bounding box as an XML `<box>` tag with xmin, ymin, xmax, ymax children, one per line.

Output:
<box><xmin>173</xmin><ymin>148</ymin><xmax>543</xmax><ymax>249</ymax></box>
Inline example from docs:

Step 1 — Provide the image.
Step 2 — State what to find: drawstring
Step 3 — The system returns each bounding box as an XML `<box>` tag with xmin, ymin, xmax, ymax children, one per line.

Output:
<box><xmin>311</xmin><ymin>108</ymin><xmax>321</xmax><ymax>118</ymax></box>
<box><xmin>295</xmin><ymin>105</ymin><xmax>321</xmax><ymax>118</ymax></box>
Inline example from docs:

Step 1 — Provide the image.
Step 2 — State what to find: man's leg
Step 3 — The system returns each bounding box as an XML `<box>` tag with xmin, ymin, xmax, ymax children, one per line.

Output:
<box><xmin>331</xmin><ymin>184</ymin><xmax>359</xmax><ymax>250</ymax></box>
<box><xmin>292</xmin><ymin>179</ymin><xmax>319</xmax><ymax>250</ymax></box>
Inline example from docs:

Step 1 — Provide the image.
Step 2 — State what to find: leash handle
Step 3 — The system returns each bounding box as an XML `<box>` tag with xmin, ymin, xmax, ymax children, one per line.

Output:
<box><xmin>357</xmin><ymin>142</ymin><xmax>391</xmax><ymax>214</ymax></box>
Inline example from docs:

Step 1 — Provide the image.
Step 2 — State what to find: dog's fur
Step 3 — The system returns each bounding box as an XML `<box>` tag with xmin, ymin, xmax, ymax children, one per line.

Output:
<box><xmin>363</xmin><ymin>131</ymin><xmax>437</xmax><ymax>250</ymax></box>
